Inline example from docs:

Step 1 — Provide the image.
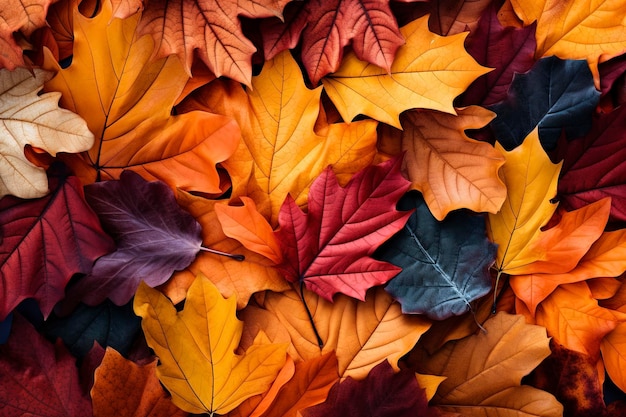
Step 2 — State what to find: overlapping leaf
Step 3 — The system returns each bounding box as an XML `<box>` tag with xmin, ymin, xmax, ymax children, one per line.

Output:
<box><xmin>275</xmin><ymin>157</ymin><xmax>412</xmax><ymax>302</ymax></box>
<box><xmin>427</xmin><ymin>0</ymin><xmax>493</xmax><ymax>36</ymax></box>
<box><xmin>134</xmin><ymin>274</ymin><xmax>288</xmax><ymax>415</ymax></box>
<box><xmin>322</xmin><ymin>15</ymin><xmax>491</xmax><ymax>128</ymax></box>
<box><xmin>0</xmin><ymin>174</ymin><xmax>114</xmax><ymax>320</ymax></box>
<box><xmin>178</xmin><ymin>51</ymin><xmax>378</xmax><ymax>226</ymax></box>
<box><xmin>260</xmin><ymin>0</ymin><xmax>405</xmax><ymax>85</ymax></box>
<box><xmin>0</xmin><ymin>67</ymin><xmax>93</xmax><ymax>199</ymax></box>
<box><xmin>64</xmin><ymin>171</ymin><xmax>203</xmax><ymax>307</ymax></box>
<box><xmin>43</xmin><ymin>0</ymin><xmax>239</xmax><ymax>193</ymax></box>
<box><xmin>602</xmin><ymin>322</ymin><xmax>626</xmax><ymax>393</ymax></box>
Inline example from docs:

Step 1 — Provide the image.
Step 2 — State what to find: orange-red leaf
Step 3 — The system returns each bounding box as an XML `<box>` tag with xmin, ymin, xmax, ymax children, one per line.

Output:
<box><xmin>601</xmin><ymin>322</ymin><xmax>626</xmax><ymax>393</ymax></box>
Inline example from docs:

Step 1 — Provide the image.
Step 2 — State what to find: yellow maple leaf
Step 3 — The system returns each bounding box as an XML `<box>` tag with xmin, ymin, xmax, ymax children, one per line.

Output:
<box><xmin>0</xmin><ymin>68</ymin><xmax>93</xmax><ymax>199</ymax></box>
<box><xmin>321</xmin><ymin>15</ymin><xmax>491</xmax><ymax>128</ymax></box>
<box><xmin>134</xmin><ymin>274</ymin><xmax>288</xmax><ymax>415</ymax></box>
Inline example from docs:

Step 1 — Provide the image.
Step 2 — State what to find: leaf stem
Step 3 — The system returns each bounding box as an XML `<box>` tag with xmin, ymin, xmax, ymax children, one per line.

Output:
<box><xmin>492</xmin><ymin>269</ymin><xmax>504</xmax><ymax>314</ymax></box>
<box><xmin>300</xmin><ymin>281</ymin><xmax>324</xmax><ymax>348</ymax></box>
<box><xmin>199</xmin><ymin>246</ymin><xmax>245</xmax><ymax>261</ymax></box>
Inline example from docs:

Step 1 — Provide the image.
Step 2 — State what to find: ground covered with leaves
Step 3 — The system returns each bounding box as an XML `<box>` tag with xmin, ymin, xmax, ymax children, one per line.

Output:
<box><xmin>1</xmin><ymin>0</ymin><xmax>626</xmax><ymax>415</ymax></box>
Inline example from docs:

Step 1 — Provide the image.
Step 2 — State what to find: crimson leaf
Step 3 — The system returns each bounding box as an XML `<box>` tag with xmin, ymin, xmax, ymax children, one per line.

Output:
<box><xmin>275</xmin><ymin>156</ymin><xmax>412</xmax><ymax>301</ymax></box>
<box><xmin>65</xmin><ymin>171</ymin><xmax>202</xmax><ymax>306</ymax></box>
<box><xmin>0</xmin><ymin>174</ymin><xmax>114</xmax><ymax>320</ymax></box>
<box><xmin>376</xmin><ymin>191</ymin><xmax>495</xmax><ymax>320</ymax></box>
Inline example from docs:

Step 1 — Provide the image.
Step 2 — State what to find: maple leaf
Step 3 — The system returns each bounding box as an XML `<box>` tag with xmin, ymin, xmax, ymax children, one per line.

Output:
<box><xmin>508</xmin><ymin>0</ymin><xmax>626</xmax><ymax>83</ymax></box>
<box><xmin>163</xmin><ymin>191</ymin><xmax>289</xmax><ymax>309</ymax></box>
<box><xmin>0</xmin><ymin>67</ymin><xmax>93</xmax><ymax>199</ymax></box>
<box><xmin>42</xmin><ymin>0</ymin><xmax>239</xmax><ymax>194</ymax></box>
<box><xmin>134</xmin><ymin>274</ymin><xmax>288</xmax><ymax>415</ymax></box>
<box><xmin>0</xmin><ymin>173</ymin><xmax>114</xmax><ymax>320</ymax></box>
<box><xmin>0</xmin><ymin>0</ymin><xmax>57</xmax><ymax>70</ymax></box>
<box><xmin>376</xmin><ymin>192</ymin><xmax>496</xmax><ymax>320</ymax></box>
<box><xmin>92</xmin><ymin>348</ymin><xmax>187</xmax><ymax>417</ymax></box>
<box><xmin>0</xmin><ymin>313</ymin><xmax>93</xmax><ymax>416</ymax></box>
<box><xmin>555</xmin><ymin>105</ymin><xmax>626</xmax><ymax>223</ymax></box>
<box><xmin>63</xmin><ymin>171</ymin><xmax>203</xmax><ymax>307</ymax></box>
<box><xmin>260</xmin><ymin>0</ymin><xmax>405</xmax><ymax>85</ymax></box>
<box><xmin>302</xmin><ymin>360</ymin><xmax>435</xmax><ymax>417</ymax></box>
<box><xmin>178</xmin><ymin>51</ymin><xmax>378</xmax><ymax>226</ymax></box>
<box><xmin>488</xmin><ymin>56</ymin><xmax>600</xmax><ymax>151</ymax></box>
<box><xmin>459</xmin><ymin>1</ymin><xmax>537</xmax><ymax>107</ymax></box>
<box><xmin>122</xmin><ymin>0</ymin><xmax>291</xmax><ymax>85</ymax></box>
<box><xmin>412</xmin><ymin>312</ymin><xmax>563</xmax><ymax>416</ymax></box>
<box><xmin>378</xmin><ymin>106</ymin><xmax>506</xmax><ymax>219</ymax></box>
<box><xmin>275</xmin><ymin>156</ymin><xmax>412</xmax><ymax>302</ymax></box>
<box><xmin>321</xmin><ymin>15</ymin><xmax>491</xmax><ymax>128</ymax></box>
<box><xmin>255</xmin><ymin>286</ymin><xmax>431</xmax><ymax>379</ymax></box>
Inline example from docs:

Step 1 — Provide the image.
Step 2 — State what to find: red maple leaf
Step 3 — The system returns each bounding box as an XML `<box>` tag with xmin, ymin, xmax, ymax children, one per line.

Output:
<box><xmin>275</xmin><ymin>156</ymin><xmax>412</xmax><ymax>301</ymax></box>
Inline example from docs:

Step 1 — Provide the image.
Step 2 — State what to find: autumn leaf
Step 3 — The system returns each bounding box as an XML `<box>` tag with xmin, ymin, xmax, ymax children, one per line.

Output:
<box><xmin>376</xmin><ymin>192</ymin><xmax>496</xmax><ymax>319</ymax></box>
<box><xmin>427</xmin><ymin>0</ymin><xmax>493</xmax><ymax>36</ymax></box>
<box><xmin>124</xmin><ymin>0</ymin><xmax>290</xmax><ymax>85</ymax></box>
<box><xmin>63</xmin><ymin>171</ymin><xmax>203</xmax><ymax>307</ymax></box>
<box><xmin>164</xmin><ymin>191</ymin><xmax>289</xmax><ymax>308</ymax></box>
<box><xmin>379</xmin><ymin>106</ymin><xmax>506</xmax><ymax>219</ymax></box>
<box><xmin>508</xmin><ymin>0</ymin><xmax>626</xmax><ymax>83</ymax></box>
<box><xmin>134</xmin><ymin>274</ymin><xmax>288</xmax><ymax>415</ymax></box>
<box><xmin>302</xmin><ymin>360</ymin><xmax>436</xmax><ymax>417</ymax></box>
<box><xmin>487</xmin><ymin>129</ymin><xmax>561</xmax><ymax>275</ymax></box>
<box><xmin>488</xmin><ymin>56</ymin><xmax>600</xmax><ymax>151</ymax></box>
<box><xmin>0</xmin><ymin>67</ymin><xmax>93</xmax><ymax>199</ymax></box>
<box><xmin>322</xmin><ymin>15</ymin><xmax>491</xmax><ymax>128</ymax></box>
<box><xmin>275</xmin><ymin>156</ymin><xmax>412</xmax><ymax>302</ymax></box>
<box><xmin>256</xmin><ymin>286</ymin><xmax>431</xmax><ymax>379</ymax></box>
<box><xmin>215</xmin><ymin>197</ymin><xmax>283</xmax><ymax>264</ymax></box>
<box><xmin>92</xmin><ymin>348</ymin><xmax>187</xmax><ymax>417</ymax></box>
<box><xmin>602</xmin><ymin>322</ymin><xmax>626</xmax><ymax>394</ymax></box>
<box><xmin>178</xmin><ymin>51</ymin><xmax>378</xmax><ymax>226</ymax></box>
<box><xmin>0</xmin><ymin>314</ymin><xmax>93</xmax><ymax>417</ymax></box>
<box><xmin>260</xmin><ymin>0</ymin><xmax>405</xmax><ymax>85</ymax></box>
<box><xmin>0</xmin><ymin>173</ymin><xmax>114</xmax><ymax>320</ymax></box>
<box><xmin>0</xmin><ymin>0</ymin><xmax>56</xmax><ymax>69</ymax></box>
<box><xmin>43</xmin><ymin>0</ymin><xmax>239</xmax><ymax>194</ymax></box>
<box><xmin>411</xmin><ymin>312</ymin><xmax>563</xmax><ymax>417</ymax></box>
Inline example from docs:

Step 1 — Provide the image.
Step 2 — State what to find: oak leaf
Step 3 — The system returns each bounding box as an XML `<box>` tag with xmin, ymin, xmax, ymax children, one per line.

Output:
<box><xmin>163</xmin><ymin>191</ymin><xmax>289</xmax><ymax>308</ymax></box>
<box><xmin>260</xmin><ymin>0</ymin><xmax>405</xmax><ymax>85</ymax></box>
<box><xmin>256</xmin><ymin>286</ymin><xmax>431</xmax><ymax>379</ymax></box>
<box><xmin>0</xmin><ymin>174</ymin><xmax>114</xmax><ymax>320</ymax></box>
<box><xmin>379</xmin><ymin>106</ymin><xmax>505</xmax><ymax>219</ymax></box>
<box><xmin>42</xmin><ymin>0</ymin><xmax>239</xmax><ymax>194</ymax></box>
<box><xmin>178</xmin><ymin>51</ymin><xmax>378</xmax><ymax>226</ymax></box>
<box><xmin>125</xmin><ymin>0</ymin><xmax>291</xmax><ymax>85</ymax></box>
<box><xmin>376</xmin><ymin>192</ymin><xmax>496</xmax><ymax>320</ymax></box>
<box><xmin>92</xmin><ymin>348</ymin><xmax>187</xmax><ymax>417</ymax></box>
<box><xmin>63</xmin><ymin>171</ymin><xmax>203</xmax><ymax>307</ymax></box>
<box><xmin>415</xmin><ymin>312</ymin><xmax>563</xmax><ymax>417</ymax></box>
<box><xmin>0</xmin><ymin>314</ymin><xmax>93</xmax><ymax>416</ymax></box>
<box><xmin>134</xmin><ymin>274</ymin><xmax>288</xmax><ymax>415</ymax></box>
<box><xmin>321</xmin><ymin>15</ymin><xmax>491</xmax><ymax>128</ymax></box>
<box><xmin>509</xmin><ymin>0</ymin><xmax>626</xmax><ymax>82</ymax></box>
<box><xmin>0</xmin><ymin>0</ymin><xmax>56</xmax><ymax>69</ymax></box>
<box><xmin>275</xmin><ymin>157</ymin><xmax>412</xmax><ymax>302</ymax></box>
<box><xmin>0</xmin><ymin>68</ymin><xmax>93</xmax><ymax>199</ymax></box>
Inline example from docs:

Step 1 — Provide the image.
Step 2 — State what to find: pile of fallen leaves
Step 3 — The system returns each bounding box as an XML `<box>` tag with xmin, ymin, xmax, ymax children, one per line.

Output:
<box><xmin>1</xmin><ymin>0</ymin><xmax>626</xmax><ymax>415</ymax></box>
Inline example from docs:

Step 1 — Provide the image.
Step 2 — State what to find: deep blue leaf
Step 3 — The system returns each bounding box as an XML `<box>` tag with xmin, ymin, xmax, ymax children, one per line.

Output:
<box><xmin>0</xmin><ymin>313</ymin><xmax>11</xmax><ymax>344</ymax></box>
<box><xmin>376</xmin><ymin>192</ymin><xmax>496</xmax><ymax>320</ymax></box>
<box><xmin>488</xmin><ymin>56</ymin><xmax>600</xmax><ymax>151</ymax></box>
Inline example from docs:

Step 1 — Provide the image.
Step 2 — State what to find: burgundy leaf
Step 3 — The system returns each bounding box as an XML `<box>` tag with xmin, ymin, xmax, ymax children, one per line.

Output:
<box><xmin>65</xmin><ymin>171</ymin><xmax>202</xmax><ymax>306</ymax></box>
<box><xmin>0</xmin><ymin>314</ymin><xmax>92</xmax><ymax>417</ymax></box>
<box><xmin>275</xmin><ymin>156</ymin><xmax>412</xmax><ymax>301</ymax></box>
<box><xmin>0</xmin><ymin>174</ymin><xmax>114</xmax><ymax>320</ymax></box>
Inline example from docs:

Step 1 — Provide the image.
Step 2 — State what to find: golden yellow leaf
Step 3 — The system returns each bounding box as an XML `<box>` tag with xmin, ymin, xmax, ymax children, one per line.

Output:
<box><xmin>416</xmin><ymin>312</ymin><xmax>563</xmax><ymax>417</ymax></box>
<box><xmin>321</xmin><ymin>15</ymin><xmax>491</xmax><ymax>128</ymax></box>
<box><xmin>415</xmin><ymin>373</ymin><xmax>447</xmax><ymax>402</ymax></box>
<box><xmin>487</xmin><ymin>129</ymin><xmax>562</xmax><ymax>274</ymax></box>
<box><xmin>134</xmin><ymin>274</ymin><xmax>288</xmax><ymax>415</ymax></box>
<box><xmin>179</xmin><ymin>51</ymin><xmax>378</xmax><ymax>226</ymax></box>
<box><xmin>509</xmin><ymin>0</ymin><xmax>626</xmax><ymax>82</ymax></box>
<box><xmin>0</xmin><ymin>68</ymin><xmax>93</xmax><ymax>199</ymax></box>
<box><xmin>380</xmin><ymin>106</ymin><xmax>505</xmax><ymax>220</ymax></box>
